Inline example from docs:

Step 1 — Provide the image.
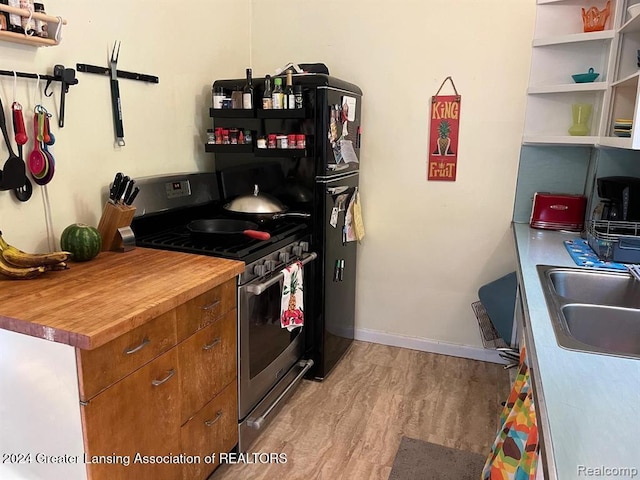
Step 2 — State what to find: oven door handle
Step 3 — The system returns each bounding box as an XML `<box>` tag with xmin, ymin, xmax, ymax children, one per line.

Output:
<box><xmin>245</xmin><ymin>252</ymin><xmax>317</xmax><ymax>295</ymax></box>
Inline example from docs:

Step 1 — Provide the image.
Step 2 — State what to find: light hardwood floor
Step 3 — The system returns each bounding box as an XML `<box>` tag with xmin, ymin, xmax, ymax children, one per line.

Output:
<box><xmin>211</xmin><ymin>341</ymin><xmax>511</xmax><ymax>480</ymax></box>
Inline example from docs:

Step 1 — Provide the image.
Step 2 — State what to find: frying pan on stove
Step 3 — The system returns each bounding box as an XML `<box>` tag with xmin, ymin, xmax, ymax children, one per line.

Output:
<box><xmin>187</xmin><ymin>219</ymin><xmax>271</xmax><ymax>244</ymax></box>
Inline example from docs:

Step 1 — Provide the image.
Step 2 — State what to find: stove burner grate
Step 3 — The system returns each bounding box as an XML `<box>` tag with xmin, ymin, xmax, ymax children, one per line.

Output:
<box><xmin>135</xmin><ymin>222</ymin><xmax>308</xmax><ymax>263</ymax></box>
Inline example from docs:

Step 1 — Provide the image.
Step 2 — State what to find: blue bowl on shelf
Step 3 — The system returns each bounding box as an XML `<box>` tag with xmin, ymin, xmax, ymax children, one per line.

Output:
<box><xmin>572</xmin><ymin>67</ymin><xmax>600</xmax><ymax>83</ymax></box>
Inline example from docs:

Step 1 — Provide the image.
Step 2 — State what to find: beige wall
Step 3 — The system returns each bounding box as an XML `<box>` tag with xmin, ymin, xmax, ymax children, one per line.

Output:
<box><xmin>1</xmin><ymin>0</ymin><xmax>535</xmax><ymax>351</ymax></box>
<box><xmin>0</xmin><ymin>0</ymin><xmax>250</xmax><ymax>252</ymax></box>
<box><xmin>250</xmin><ymin>0</ymin><xmax>536</xmax><ymax>348</ymax></box>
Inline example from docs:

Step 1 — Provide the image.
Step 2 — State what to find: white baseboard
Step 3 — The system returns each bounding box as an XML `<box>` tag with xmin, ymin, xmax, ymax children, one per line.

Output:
<box><xmin>354</xmin><ymin>328</ymin><xmax>509</xmax><ymax>365</ymax></box>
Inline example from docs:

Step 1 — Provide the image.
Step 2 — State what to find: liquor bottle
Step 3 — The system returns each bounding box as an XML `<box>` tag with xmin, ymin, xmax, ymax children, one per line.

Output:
<box><xmin>272</xmin><ymin>78</ymin><xmax>284</xmax><ymax>110</ymax></box>
<box><xmin>262</xmin><ymin>75</ymin><xmax>273</xmax><ymax>109</ymax></box>
<box><xmin>243</xmin><ymin>68</ymin><xmax>253</xmax><ymax>109</ymax></box>
<box><xmin>294</xmin><ymin>85</ymin><xmax>303</xmax><ymax>109</ymax></box>
<box><xmin>284</xmin><ymin>70</ymin><xmax>295</xmax><ymax>109</ymax></box>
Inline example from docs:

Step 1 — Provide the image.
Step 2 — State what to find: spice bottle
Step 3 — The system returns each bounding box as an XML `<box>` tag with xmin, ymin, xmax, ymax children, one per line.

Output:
<box><xmin>294</xmin><ymin>85</ymin><xmax>303</xmax><ymax>109</ymax></box>
<box><xmin>7</xmin><ymin>0</ymin><xmax>25</xmax><ymax>33</ymax></box>
<box><xmin>34</xmin><ymin>2</ymin><xmax>46</xmax><ymax>37</ymax></box>
<box><xmin>212</xmin><ymin>86</ymin><xmax>225</xmax><ymax>109</ymax></box>
<box><xmin>0</xmin><ymin>0</ymin><xmax>9</xmax><ymax>31</ymax></box>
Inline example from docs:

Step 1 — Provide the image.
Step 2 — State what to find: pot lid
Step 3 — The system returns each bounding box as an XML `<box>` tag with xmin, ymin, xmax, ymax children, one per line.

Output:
<box><xmin>224</xmin><ymin>184</ymin><xmax>287</xmax><ymax>214</ymax></box>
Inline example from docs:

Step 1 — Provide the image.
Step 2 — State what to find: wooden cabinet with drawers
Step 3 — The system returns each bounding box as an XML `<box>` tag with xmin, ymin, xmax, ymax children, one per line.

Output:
<box><xmin>76</xmin><ymin>278</ymin><xmax>238</xmax><ymax>480</ymax></box>
<box><xmin>0</xmin><ymin>248</ymin><xmax>244</xmax><ymax>480</ymax></box>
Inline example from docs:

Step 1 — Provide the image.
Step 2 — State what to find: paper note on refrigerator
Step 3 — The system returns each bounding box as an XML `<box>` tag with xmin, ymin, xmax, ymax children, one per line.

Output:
<box><xmin>341</xmin><ymin>96</ymin><xmax>356</xmax><ymax>121</ymax></box>
<box><xmin>340</xmin><ymin>139</ymin><xmax>359</xmax><ymax>163</ymax></box>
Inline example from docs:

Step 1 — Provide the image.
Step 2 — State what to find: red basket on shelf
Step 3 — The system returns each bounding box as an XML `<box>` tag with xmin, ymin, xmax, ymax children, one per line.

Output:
<box><xmin>582</xmin><ymin>0</ymin><xmax>611</xmax><ymax>32</ymax></box>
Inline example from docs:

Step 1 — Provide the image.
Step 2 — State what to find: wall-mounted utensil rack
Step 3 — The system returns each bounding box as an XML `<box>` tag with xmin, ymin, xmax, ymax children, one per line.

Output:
<box><xmin>0</xmin><ymin>4</ymin><xmax>67</xmax><ymax>47</ymax></box>
<box><xmin>0</xmin><ymin>67</ymin><xmax>78</xmax><ymax>128</ymax></box>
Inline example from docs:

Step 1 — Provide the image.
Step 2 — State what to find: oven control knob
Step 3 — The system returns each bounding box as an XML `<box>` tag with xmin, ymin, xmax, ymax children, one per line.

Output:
<box><xmin>292</xmin><ymin>246</ymin><xmax>303</xmax><ymax>256</ymax></box>
<box><xmin>253</xmin><ymin>264</ymin><xmax>267</xmax><ymax>276</ymax></box>
<box><xmin>299</xmin><ymin>241</ymin><xmax>309</xmax><ymax>252</ymax></box>
<box><xmin>264</xmin><ymin>260</ymin><xmax>277</xmax><ymax>272</ymax></box>
<box><xmin>279</xmin><ymin>252</ymin><xmax>291</xmax><ymax>263</ymax></box>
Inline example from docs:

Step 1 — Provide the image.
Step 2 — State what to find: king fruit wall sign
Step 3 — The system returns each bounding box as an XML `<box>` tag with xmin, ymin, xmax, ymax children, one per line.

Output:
<box><xmin>428</xmin><ymin>94</ymin><xmax>461</xmax><ymax>181</ymax></box>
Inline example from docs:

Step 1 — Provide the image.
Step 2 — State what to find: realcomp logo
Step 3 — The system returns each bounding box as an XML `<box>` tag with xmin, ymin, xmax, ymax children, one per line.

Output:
<box><xmin>578</xmin><ymin>465</ymin><xmax>639</xmax><ymax>478</ymax></box>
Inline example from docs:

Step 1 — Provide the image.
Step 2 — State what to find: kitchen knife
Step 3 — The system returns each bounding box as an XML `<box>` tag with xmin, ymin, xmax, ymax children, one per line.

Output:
<box><xmin>122</xmin><ymin>179</ymin><xmax>135</xmax><ymax>205</ymax></box>
<box><xmin>115</xmin><ymin>175</ymin><xmax>129</xmax><ymax>203</ymax></box>
<box><xmin>125</xmin><ymin>186</ymin><xmax>139</xmax><ymax>206</ymax></box>
<box><xmin>109</xmin><ymin>172</ymin><xmax>123</xmax><ymax>203</ymax></box>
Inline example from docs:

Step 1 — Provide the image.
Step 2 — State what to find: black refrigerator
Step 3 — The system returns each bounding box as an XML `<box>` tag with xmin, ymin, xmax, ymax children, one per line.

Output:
<box><xmin>307</xmin><ymin>78</ymin><xmax>362</xmax><ymax>379</ymax></box>
<box><xmin>210</xmin><ymin>73</ymin><xmax>363</xmax><ymax>380</ymax></box>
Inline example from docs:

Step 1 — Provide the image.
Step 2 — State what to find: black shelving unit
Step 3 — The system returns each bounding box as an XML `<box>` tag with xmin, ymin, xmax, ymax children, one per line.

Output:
<box><xmin>209</xmin><ymin>108</ymin><xmax>255</xmax><ymax>118</ymax></box>
<box><xmin>254</xmin><ymin>148</ymin><xmax>308</xmax><ymax>157</ymax></box>
<box><xmin>205</xmin><ymin>144</ymin><xmax>254</xmax><ymax>153</ymax></box>
<box><xmin>256</xmin><ymin>109</ymin><xmax>306</xmax><ymax>119</ymax></box>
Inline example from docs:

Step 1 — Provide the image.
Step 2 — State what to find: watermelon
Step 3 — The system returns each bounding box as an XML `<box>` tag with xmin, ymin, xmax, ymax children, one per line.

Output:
<box><xmin>60</xmin><ymin>224</ymin><xmax>102</xmax><ymax>262</ymax></box>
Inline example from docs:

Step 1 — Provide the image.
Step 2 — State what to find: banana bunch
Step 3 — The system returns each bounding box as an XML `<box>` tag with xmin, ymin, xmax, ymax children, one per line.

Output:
<box><xmin>0</xmin><ymin>231</ymin><xmax>71</xmax><ymax>280</ymax></box>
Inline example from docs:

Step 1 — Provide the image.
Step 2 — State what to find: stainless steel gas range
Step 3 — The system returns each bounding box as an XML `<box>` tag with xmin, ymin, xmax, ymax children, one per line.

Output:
<box><xmin>130</xmin><ymin>172</ymin><xmax>316</xmax><ymax>452</ymax></box>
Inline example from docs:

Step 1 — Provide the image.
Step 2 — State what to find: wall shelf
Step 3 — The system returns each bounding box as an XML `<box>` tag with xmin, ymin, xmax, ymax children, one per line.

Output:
<box><xmin>256</xmin><ymin>109</ymin><xmax>306</xmax><ymax>119</ymax></box>
<box><xmin>523</xmin><ymin>135</ymin><xmax>598</xmax><ymax>145</ymax></box>
<box><xmin>209</xmin><ymin>108</ymin><xmax>254</xmax><ymax>118</ymax></box>
<box><xmin>0</xmin><ymin>4</ymin><xmax>67</xmax><ymax>47</ymax></box>
<box><xmin>533</xmin><ymin>30</ymin><xmax>615</xmax><ymax>47</ymax></box>
<box><xmin>598</xmin><ymin>136</ymin><xmax>634</xmax><ymax>148</ymax></box>
<box><xmin>205</xmin><ymin>144</ymin><xmax>253</xmax><ymax>153</ymax></box>
<box><xmin>611</xmin><ymin>70</ymin><xmax>640</xmax><ymax>87</ymax></box>
<box><xmin>528</xmin><ymin>82</ymin><xmax>608</xmax><ymax>94</ymax></box>
<box><xmin>619</xmin><ymin>12</ymin><xmax>640</xmax><ymax>33</ymax></box>
<box><xmin>254</xmin><ymin>148</ymin><xmax>308</xmax><ymax>157</ymax></box>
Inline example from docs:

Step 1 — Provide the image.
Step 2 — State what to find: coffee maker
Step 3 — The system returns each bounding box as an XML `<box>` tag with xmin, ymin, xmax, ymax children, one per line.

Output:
<box><xmin>596</xmin><ymin>176</ymin><xmax>640</xmax><ymax>221</ymax></box>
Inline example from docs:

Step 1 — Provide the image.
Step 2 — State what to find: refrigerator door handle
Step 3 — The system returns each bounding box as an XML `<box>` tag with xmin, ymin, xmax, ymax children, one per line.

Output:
<box><xmin>327</xmin><ymin>186</ymin><xmax>350</xmax><ymax>195</ymax></box>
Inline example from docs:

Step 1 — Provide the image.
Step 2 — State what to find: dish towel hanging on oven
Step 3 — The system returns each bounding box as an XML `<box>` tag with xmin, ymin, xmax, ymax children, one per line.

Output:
<box><xmin>280</xmin><ymin>261</ymin><xmax>304</xmax><ymax>331</ymax></box>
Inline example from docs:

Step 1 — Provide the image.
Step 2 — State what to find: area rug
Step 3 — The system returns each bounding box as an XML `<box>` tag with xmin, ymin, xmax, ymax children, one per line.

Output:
<box><xmin>388</xmin><ymin>437</ymin><xmax>486</xmax><ymax>480</ymax></box>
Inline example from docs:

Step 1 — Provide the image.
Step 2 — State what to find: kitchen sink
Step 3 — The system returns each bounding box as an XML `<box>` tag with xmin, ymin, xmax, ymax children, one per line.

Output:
<box><xmin>547</xmin><ymin>268</ymin><xmax>640</xmax><ymax>308</ymax></box>
<box><xmin>537</xmin><ymin>266</ymin><xmax>640</xmax><ymax>359</ymax></box>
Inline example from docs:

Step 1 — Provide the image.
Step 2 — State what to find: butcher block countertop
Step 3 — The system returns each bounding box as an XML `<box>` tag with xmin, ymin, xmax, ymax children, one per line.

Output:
<box><xmin>0</xmin><ymin>247</ymin><xmax>244</xmax><ymax>350</ymax></box>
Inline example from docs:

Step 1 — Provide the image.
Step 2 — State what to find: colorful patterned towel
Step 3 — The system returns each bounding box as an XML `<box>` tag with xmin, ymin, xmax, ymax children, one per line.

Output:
<box><xmin>482</xmin><ymin>346</ymin><xmax>538</xmax><ymax>480</ymax></box>
<box><xmin>281</xmin><ymin>261</ymin><xmax>304</xmax><ymax>331</ymax></box>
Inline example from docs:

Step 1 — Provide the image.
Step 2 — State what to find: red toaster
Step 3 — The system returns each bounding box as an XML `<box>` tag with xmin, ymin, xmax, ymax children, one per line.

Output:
<box><xmin>530</xmin><ymin>192</ymin><xmax>587</xmax><ymax>231</ymax></box>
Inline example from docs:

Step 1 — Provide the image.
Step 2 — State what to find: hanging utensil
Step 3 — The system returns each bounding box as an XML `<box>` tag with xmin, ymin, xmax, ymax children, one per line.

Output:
<box><xmin>38</xmin><ymin>111</ymin><xmax>56</xmax><ymax>186</ymax></box>
<box><xmin>0</xmin><ymin>97</ymin><xmax>26</xmax><ymax>191</ymax></box>
<box><xmin>52</xmin><ymin>64</ymin><xmax>78</xmax><ymax>129</ymax></box>
<box><xmin>28</xmin><ymin>112</ymin><xmax>48</xmax><ymax>180</ymax></box>
<box><xmin>109</xmin><ymin>41</ymin><xmax>125</xmax><ymax>146</ymax></box>
<box><xmin>11</xmin><ymin>102</ymin><xmax>32</xmax><ymax>202</ymax></box>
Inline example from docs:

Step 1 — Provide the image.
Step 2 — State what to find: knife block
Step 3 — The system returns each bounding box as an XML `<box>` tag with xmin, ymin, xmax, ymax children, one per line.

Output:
<box><xmin>97</xmin><ymin>202</ymin><xmax>136</xmax><ymax>251</ymax></box>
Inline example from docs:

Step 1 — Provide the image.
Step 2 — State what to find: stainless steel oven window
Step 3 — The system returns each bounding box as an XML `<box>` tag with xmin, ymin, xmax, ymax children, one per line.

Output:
<box><xmin>246</xmin><ymin>282</ymin><xmax>301</xmax><ymax>379</ymax></box>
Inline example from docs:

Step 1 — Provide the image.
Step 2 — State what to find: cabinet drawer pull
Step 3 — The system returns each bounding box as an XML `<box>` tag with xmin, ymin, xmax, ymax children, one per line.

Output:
<box><xmin>151</xmin><ymin>369</ymin><xmax>175</xmax><ymax>387</ymax></box>
<box><xmin>124</xmin><ymin>337</ymin><xmax>150</xmax><ymax>355</ymax></box>
<box><xmin>203</xmin><ymin>337</ymin><xmax>222</xmax><ymax>351</ymax></box>
<box><xmin>204</xmin><ymin>410</ymin><xmax>223</xmax><ymax>427</ymax></box>
<box><xmin>202</xmin><ymin>299</ymin><xmax>221</xmax><ymax>312</ymax></box>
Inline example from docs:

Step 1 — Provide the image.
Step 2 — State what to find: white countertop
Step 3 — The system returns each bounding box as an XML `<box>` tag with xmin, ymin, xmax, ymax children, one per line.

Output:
<box><xmin>512</xmin><ymin>223</ymin><xmax>640</xmax><ymax>480</ymax></box>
